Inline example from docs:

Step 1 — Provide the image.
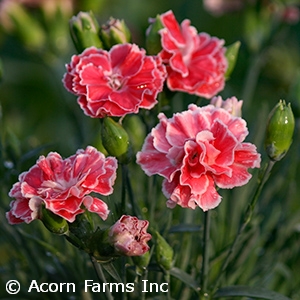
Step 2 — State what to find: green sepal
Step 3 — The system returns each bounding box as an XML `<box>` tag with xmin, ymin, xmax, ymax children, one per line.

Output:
<box><xmin>145</xmin><ymin>15</ymin><xmax>164</xmax><ymax>55</ymax></box>
<box><xmin>39</xmin><ymin>205</ymin><xmax>69</xmax><ymax>235</ymax></box>
<box><xmin>264</xmin><ymin>100</ymin><xmax>295</xmax><ymax>161</ymax></box>
<box><xmin>69</xmin><ymin>11</ymin><xmax>103</xmax><ymax>53</ymax></box>
<box><xmin>154</xmin><ymin>231</ymin><xmax>173</xmax><ymax>271</ymax></box>
<box><xmin>99</xmin><ymin>17</ymin><xmax>131</xmax><ymax>50</ymax></box>
<box><xmin>100</xmin><ymin>117</ymin><xmax>132</xmax><ymax>164</ymax></box>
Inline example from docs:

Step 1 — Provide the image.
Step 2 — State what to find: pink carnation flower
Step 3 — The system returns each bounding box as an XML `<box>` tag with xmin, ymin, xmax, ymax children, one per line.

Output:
<box><xmin>210</xmin><ymin>95</ymin><xmax>243</xmax><ymax>117</ymax></box>
<box><xmin>7</xmin><ymin>146</ymin><xmax>117</xmax><ymax>224</ymax></box>
<box><xmin>158</xmin><ymin>10</ymin><xmax>227</xmax><ymax>98</ymax></box>
<box><xmin>63</xmin><ymin>44</ymin><xmax>166</xmax><ymax>118</ymax></box>
<box><xmin>108</xmin><ymin>215</ymin><xmax>152</xmax><ymax>256</ymax></box>
<box><xmin>136</xmin><ymin>104</ymin><xmax>261</xmax><ymax>211</ymax></box>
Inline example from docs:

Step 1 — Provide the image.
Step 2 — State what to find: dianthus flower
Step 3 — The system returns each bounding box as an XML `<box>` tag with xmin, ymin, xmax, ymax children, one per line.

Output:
<box><xmin>158</xmin><ymin>10</ymin><xmax>227</xmax><ymax>98</ymax></box>
<box><xmin>108</xmin><ymin>215</ymin><xmax>152</xmax><ymax>256</ymax></box>
<box><xmin>210</xmin><ymin>95</ymin><xmax>243</xmax><ymax>117</ymax></box>
<box><xmin>136</xmin><ymin>104</ymin><xmax>261</xmax><ymax>211</ymax></box>
<box><xmin>7</xmin><ymin>146</ymin><xmax>117</xmax><ymax>224</ymax></box>
<box><xmin>63</xmin><ymin>44</ymin><xmax>166</xmax><ymax>118</ymax></box>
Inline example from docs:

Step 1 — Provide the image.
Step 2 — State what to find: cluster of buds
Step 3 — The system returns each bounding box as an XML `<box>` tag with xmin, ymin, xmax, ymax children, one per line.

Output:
<box><xmin>39</xmin><ymin>208</ymin><xmax>152</xmax><ymax>260</ymax></box>
<box><xmin>69</xmin><ymin>11</ymin><xmax>131</xmax><ymax>53</ymax></box>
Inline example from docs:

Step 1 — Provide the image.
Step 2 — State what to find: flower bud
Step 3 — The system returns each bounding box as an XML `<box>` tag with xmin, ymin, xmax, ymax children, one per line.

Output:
<box><xmin>69</xmin><ymin>11</ymin><xmax>103</xmax><ymax>53</ymax></box>
<box><xmin>109</xmin><ymin>215</ymin><xmax>151</xmax><ymax>256</ymax></box>
<box><xmin>265</xmin><ymin>100</ymin><xmax>295</xmax><ymax>161</ymax></box>
<box><xmin>100</xmin><ymin>117</ymin><xmax>132</xmax><ymax>164</ymax></box>
<box><xmin>99</xmin><ymin>18</ymin><xmax>131</xmax><ymax>50</ymax></box>
<box><xmin>154</xmin><ymin>231</ymin><xmax>173</xmax><ymax>271</ymax></box>
<box><xmin>225</xmin><ymin>41</ymin><xmax>240</xmax><ymax>79</ymax></box>
<box><xmin>145</xmin><ymin>15</ymin><xmax>164</xmax><ymax>55</ymax></box>
<box><xmin>91</xmin><ymin>215</ymin><xmax>152</xmax><ymax>260</ymax></box>
<box><xmin>39</xmin><ymin>205</ymin><xmax>69</xmax><ymax>235</ymax></box>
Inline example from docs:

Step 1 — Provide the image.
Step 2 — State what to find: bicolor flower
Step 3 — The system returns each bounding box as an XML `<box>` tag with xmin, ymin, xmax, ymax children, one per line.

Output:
<box><xmin>7</xmin><ymin>146</ymin><xmax>117</xmax><ymax>224</ymax></box>
<box><xmin>137</xmin><ymin>104</ymin><xmax>261</xmax><ymax>211</ymax></box>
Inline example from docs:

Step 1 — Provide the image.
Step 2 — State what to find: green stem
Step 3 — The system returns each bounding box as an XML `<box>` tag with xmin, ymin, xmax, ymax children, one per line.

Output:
<box><xmin>90</xmin><ymin>255</ymin><xmax>114</xmax><ymax>300</ymax></box>
<box><xmin>212</xmin><ymin>159</ymin><xmax>275</xmax><ymax>294</ymax></box>
<box><xmin>200</xmin><ymin>210</ymin><xmax>211</xmax><ymax>299</ymax></box>
<box><xmin>123</xmin><ymin>164</ymin><xmax>142</xmax><ymax>218</ymax></box>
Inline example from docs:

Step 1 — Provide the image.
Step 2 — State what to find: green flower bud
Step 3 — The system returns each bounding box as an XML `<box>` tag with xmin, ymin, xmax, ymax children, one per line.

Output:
<box><xmin>265</xmin><ymin>100</ymin><xmax>295</xmax><ymax>161</ymax></box>
<box><xmin>154</xmin><ymin>231</ymin><xmax>173</xmax><ymax>271</ymax></box>
<box><xmin>69</xmin><ymin>11</ymin><xmax>103</xmax><ymax>53</ymax></box>
<box><xmin>39</xmin><ymin>206</ymin><xmax>69</xmax><ymax>235</ymax></box>
<box><xmin>145</xmin><ymin>15</ymin><xmax>163</xmax><ymax>55</ymax></box>
<box><xmin>100</xmin><ymin>117</ymin><xmax>132</xmax><ymax>164</ymax></box>
<box><xmin>99</xmin><ymin>18</ymin><xmax>131</xmax><ymax>50</ymax></box>
<box><xmin>225</xmin><ymin>41</ymin><xmax>241</xmax><ymax>80</ymax></box>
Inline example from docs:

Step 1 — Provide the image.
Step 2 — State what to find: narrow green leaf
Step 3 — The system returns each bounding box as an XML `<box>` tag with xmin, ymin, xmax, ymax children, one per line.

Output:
<box><xmin>17</xmin><ymin>228</ymin><xmax>66</xmax><ymax>260</ymax></box>
<box><xmin>169</xmin><ymin>267</ymin><xmax>200</xmax><ymax>292</ymax></box>
<box><xmin>213</xmin><ymin>285</ymin><xmax>292</xmax><ymax>300</ymax></box>
<box><xmin>101</xmin><ymin>261</ymin><xmax>122</xmax><ymax>283</ymax></box>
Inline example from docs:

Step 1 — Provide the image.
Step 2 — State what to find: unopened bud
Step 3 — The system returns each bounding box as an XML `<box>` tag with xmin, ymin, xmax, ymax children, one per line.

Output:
<box><xmin>265</xmin><ymin>100</ymin><xmax>295</xmax><ymax>161</ymax></box>
<box><xmin>154</xmin><ymin>231</ymin><xmax>173</xmax><ymax>270</ymax></box>
<box><xmin>69</xmin><ymin>11</ymin><xmax>103</xmax><ymax>53</ymax></box>
<box><xmin>145</xmin><ymin>15</ymin><xmax>163</xmax><ymax>55</ymax></box>
<box><xmin>91</xmin><ymin>215</ymin><xmax>151</xmax><ymax>261</ymax></box>
<box><xmin>40</xmin><ymin>205</ymin><xmax>69</xmax><ymax>235</ymax></box>
<box><xmin>99</xmin><ymin>18</ymin><xmax>131</xmax><ymax>50</ymax></box>
<box><xmin>100</xmin><ymin>117</ymin><xmax>131</xmax><ymax>164</ymax></box>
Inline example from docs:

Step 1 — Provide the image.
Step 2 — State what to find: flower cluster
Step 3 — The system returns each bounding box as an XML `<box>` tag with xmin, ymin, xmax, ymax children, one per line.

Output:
<box><xmin>7</xmin><ymin>9</ymin><xmax>262</xmax><ymax>259</ymax></box>
<box><xmin>63</xmin><ymin>10</ymin><xmax>227</xmax><ymax>118</ymax></box>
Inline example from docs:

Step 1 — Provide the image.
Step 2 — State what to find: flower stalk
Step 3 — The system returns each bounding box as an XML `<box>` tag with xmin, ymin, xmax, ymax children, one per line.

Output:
<box><xmin>200</xmin><ymin>210</ymin><xmax>211</xmax><ymax>299</ymax></box>
<box><xmin>212</xmin><ymin>158</ymin><xmax>275</xmax><ymax>294</ymax></box>
<box><xmin>90</xmin><ymin>256</ymin><xmax>114</xmax><ymax>300</ymax></box>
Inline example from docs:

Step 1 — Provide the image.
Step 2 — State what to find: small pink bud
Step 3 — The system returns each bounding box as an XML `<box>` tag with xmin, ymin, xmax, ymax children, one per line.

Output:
<box><xmin>109</xmin><ymin>215</ymin><xmax>152</xmax><ymax>256</ymax></box>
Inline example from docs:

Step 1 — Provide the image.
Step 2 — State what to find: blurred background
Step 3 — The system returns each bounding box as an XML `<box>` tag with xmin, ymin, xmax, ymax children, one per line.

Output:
<box><xmin>1</xmin><ymin>0</ymin><xmax>300</xmax><ymax>299</ymax></box>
